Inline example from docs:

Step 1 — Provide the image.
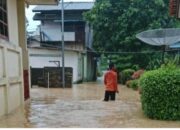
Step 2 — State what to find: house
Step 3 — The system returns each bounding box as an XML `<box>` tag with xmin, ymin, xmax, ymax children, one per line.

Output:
<box><xmin>0</xmin><ymin>0</ymin><xmax>58</xmax><ymax>117</ymax></box>
<box><xmin>169</xmin><ymin>0</ymin><xmax>180</xmax><ymax>17</ymax></box>
<box><xmin>29</xmin><ymin>2</ymin><xmax>97</xmax><ymax>84</ymax></box>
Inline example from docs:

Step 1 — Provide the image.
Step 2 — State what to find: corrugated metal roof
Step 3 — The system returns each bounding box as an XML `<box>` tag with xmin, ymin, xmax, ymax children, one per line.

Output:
<box><xmin>33</xmin><ymin>13</ymin><xmax>84</xmax><ymax>21</ymax></box>
<box><xmin>32</xmin><ymin>2</ymin><xmax>94</xmax><ymax>12</ymax></box>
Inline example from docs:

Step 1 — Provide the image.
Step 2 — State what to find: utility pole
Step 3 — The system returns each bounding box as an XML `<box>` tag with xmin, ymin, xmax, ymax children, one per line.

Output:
<box><xmin>61</xmin><ymin>0</ymin><xmax>65</xmax><ymax>88</ymax></box>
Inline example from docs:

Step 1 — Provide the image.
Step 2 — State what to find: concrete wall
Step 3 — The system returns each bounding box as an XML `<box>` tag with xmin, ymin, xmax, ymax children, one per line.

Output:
<box><xmin>0</xmin><ymin>41</ymin><xmax>24</xmax><ymax>117</ymax></box>
<box><xmin>85</xmin><ymin>23</ymin><xmax>93</xmax><ymax>48</ymax></box>
<box><xmin>17</xmin><ymin>0</ymin><xmax>31</xmax><ymax>100</ymax></box>
<box><xmin>0</xmin><ymin>0</ymin><xmax>24</xmax><ymax>117</ymax></box>
<box><xmin>29</xmin><ymin>48</ymin><xmax>83</xmax><ymax>82</ymax></box>
<box><xmin>41</xmin><ymin>21</ymin><xmax>75</xmax><ymax>41</ymax></box>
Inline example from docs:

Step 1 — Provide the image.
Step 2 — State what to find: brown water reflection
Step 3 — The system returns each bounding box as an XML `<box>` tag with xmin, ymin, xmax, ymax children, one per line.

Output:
<box><xmin>0</xmin><ymin>81</ymin><xmax>180</xmax><ymax>128</ymax></box>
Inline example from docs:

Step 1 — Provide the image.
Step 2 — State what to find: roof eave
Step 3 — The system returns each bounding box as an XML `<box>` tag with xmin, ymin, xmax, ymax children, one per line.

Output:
<box><xmin>32</xmin><ymin>9</ymin><xmax>90</xmax><ymax>12</ymax></box>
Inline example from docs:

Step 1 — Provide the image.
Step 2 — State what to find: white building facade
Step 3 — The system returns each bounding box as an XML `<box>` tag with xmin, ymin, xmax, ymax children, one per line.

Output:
<box><xmin>29</xmin><ymin>48</ymin><xmax>83</xmax><ymax>82</ymax></box>
<box><xmin>28</xmin><ymin>2</ymin><xmax>97</xmax><ymax>84</ymax></box>
<box><xmin>0</xmin><ymin>0</ymin><xmax>58</xmax><ymax>117</ymax></box>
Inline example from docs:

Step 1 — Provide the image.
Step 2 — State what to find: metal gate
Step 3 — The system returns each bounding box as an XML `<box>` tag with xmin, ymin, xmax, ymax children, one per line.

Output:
<box><xmin>30</xmin><ymin>68</ymin><xmax>44</xmax><ymax>86</ymax></box>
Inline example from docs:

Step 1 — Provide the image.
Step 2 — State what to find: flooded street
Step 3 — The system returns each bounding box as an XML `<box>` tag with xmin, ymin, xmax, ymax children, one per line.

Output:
<box><xmin>0</xmin><ymin>80</ymin><xmax>180</xmax><ymax>128</ymax></box>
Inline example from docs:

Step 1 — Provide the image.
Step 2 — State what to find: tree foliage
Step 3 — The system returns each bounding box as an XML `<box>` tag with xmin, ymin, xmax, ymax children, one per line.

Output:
<box><xmin>84</xmin><ymin>0</ymin><xmax>180</xmax><ymax>71</ymax></box>
<box><xmin>84</xmin><ymin>0</ymin><xmax>178</xmax><ymax>52</ymax></box>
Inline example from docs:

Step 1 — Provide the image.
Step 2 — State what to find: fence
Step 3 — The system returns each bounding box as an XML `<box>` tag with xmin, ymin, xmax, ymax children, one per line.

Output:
<box><xmin>31</xmin><ymin>67</ymin><xmax>73</xmax><ymax>88</ymax></box>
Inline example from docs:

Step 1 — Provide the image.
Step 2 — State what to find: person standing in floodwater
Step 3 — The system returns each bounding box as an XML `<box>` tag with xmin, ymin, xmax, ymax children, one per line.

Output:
<box><xmin>103</xmin><ymin>63</ymin><xmax>119</xmax><ymax>101</ymax></box>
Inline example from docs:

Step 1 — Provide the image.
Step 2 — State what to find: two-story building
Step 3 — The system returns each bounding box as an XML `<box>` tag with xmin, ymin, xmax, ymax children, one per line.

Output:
<box><xmin>28</xmin><ymin>2</ymin><xmax>97</xmax><ymax>84</ymax></box>
<box><xmin>0</xmin><ymin>0</ymin><xmax>58</xmax><ymax>117</ymax></box>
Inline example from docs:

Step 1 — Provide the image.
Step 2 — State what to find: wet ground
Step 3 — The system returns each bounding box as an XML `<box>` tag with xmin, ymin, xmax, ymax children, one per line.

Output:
<box><xmin>0</xmin><ymin>79</ymin><xmax>180</xmax><ymax>128</ymax></box>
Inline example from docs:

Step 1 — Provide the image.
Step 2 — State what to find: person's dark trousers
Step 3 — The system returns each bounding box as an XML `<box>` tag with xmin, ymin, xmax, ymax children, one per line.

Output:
<box><xmin>104</xmin><ymin>91</ymin><xmax>116</xmax><ymax>101</ymax></box>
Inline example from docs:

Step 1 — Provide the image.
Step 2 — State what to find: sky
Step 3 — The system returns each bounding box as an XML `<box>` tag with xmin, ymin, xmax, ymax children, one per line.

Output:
<box><xmin>25</xmin><ymin>0</ymin><xmax>94</xmax><ymax>32</ymax></box>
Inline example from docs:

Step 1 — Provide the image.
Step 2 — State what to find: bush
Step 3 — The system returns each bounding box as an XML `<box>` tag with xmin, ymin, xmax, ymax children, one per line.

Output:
<box><xmin>120</xmin><ymin>69</ymin><xmax>135</xmax><ymax>84</ymax></box>
<box><xmin>139</xmin><ymin>66</ymin><xmax>180</xmax><ymax>120</ymax></box>
<box><xmin>132</xmin><ymin>69</ymin><xmax>144</xmax><ymax>79</ymax></box>
<box><xmin>129</xmin><ymin>79</ymin><xmax>139</xmax><ymax>90</ymax></box>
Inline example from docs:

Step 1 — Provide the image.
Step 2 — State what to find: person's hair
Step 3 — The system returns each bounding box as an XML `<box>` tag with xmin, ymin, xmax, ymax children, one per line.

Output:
<box><xmin>109</xmin><ymin>63</ymin><xmax>114</xmax><ymax>70</ymax></box>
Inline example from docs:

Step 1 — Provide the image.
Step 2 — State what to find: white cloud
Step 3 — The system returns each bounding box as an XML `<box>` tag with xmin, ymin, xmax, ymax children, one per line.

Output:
<box><xmin>26</xmin><ymin>6</ymin><xmax>40</xmax><ymax>32</ymax></box>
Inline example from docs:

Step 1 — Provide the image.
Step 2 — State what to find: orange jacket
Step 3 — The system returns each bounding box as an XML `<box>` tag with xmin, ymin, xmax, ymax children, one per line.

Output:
<box><xmin>104</xmin><ymin>70</ymin><xmax>118</xmax><ymax>91</ymax></box>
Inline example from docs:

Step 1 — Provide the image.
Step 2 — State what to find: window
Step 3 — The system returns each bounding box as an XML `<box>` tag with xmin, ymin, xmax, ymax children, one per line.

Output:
<box><xmin>0</xmin><ymin>0</ymin><xmax>8</xmax><ymax>39</ymax></box>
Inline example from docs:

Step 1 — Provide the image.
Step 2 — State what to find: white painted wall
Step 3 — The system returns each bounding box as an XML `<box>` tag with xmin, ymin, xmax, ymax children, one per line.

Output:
<box><xmin>29</xmin><ymin>48</ymin><xmax>83</xmax><ymax>82</ymax></box>
<box><xmin>30</xmin><ymin>56</ymin><xmax>60</xmax><ymax>67</ymax></box>
<box><xmin>0</xmin><ymin>41</ymin><xmax>23</xmax><ymax>117</ymax></box>
<box><xmin>0</xmin><ymin>1</ymin><xmax>24</xmax><ymax>117</ymax></box>
<box><xmin>7</xmin><ymin>51</ymin><xmax>20</xmax><ymax>77</ymax></box>
<box><xmin>41</xmin><ymin>21</ymin><xmax>75</xmax><ymax>41</ymax></box>
<box><xmin>0</xmin><ymin>47</ymin><xmax>3</xmax><ymax>78</ymax></box>
<box><xmin>0</xmin><ymin>87</ymin><xmax>6</xmax><ymax>117</ymax></box>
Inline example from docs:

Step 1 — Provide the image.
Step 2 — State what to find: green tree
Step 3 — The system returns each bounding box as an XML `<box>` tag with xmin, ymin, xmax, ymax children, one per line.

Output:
<box><xmin>84</xmin><ymin>0</ymin><xmax>179</xmax><ymax>70</ymax></box>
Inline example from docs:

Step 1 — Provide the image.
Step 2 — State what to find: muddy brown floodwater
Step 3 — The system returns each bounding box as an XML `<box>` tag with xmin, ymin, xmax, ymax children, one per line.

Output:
<box><xmin>0</xmin><ymin>79</ymin><xmax>180</xmax><ymax>128</ymax></box>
